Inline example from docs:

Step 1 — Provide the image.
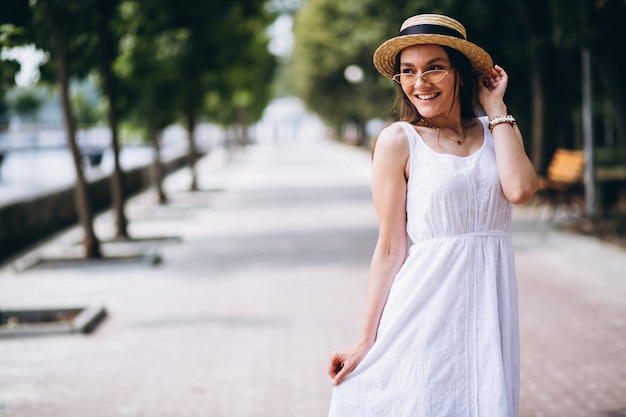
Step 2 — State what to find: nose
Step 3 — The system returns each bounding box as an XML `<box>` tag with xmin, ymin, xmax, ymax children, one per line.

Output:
<box><xmin>411</xmin><ymin>74</ymin><xmax>428</xmax><ymax>87</ymax></box>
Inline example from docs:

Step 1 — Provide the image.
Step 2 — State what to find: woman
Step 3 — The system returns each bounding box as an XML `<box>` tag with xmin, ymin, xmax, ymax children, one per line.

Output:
<box><xmin>327</xmin><ymin>14</ymin><xmax>537</xmax><ymax>417</ymax></box>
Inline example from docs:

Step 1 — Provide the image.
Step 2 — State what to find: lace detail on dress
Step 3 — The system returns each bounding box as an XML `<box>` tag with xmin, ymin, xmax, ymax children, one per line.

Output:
<box><xmin>396</xmin><ymin>119</ymin><xmax>512</xmax><ymax>243</ymax></box>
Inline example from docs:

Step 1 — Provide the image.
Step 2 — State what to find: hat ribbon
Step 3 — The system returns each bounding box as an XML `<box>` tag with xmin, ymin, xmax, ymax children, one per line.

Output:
<box><xmin>399</xmin><ymin>24</ymin><xmax>464</xmax><ymax>40</ymax></box>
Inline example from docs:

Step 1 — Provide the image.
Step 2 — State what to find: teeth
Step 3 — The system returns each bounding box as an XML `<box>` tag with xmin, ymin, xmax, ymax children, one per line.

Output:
<box><xmin>417</xmin><ymin>93</ymin><xmax>438</xmax><ymax>100</ymax></box>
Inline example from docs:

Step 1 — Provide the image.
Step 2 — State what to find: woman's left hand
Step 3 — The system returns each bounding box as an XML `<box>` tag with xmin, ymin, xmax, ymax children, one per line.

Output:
<box><xmin>477</xmin><ymin>64</ymin><xmax>508</xmax><ymax>116</ymax></box>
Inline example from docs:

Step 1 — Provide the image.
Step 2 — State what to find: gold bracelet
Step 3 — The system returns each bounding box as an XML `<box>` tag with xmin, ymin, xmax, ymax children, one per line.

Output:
<box><xmin>488</xmin><ymin>114</ymin><xmax>516</xmax><ymax>132</ymax></box>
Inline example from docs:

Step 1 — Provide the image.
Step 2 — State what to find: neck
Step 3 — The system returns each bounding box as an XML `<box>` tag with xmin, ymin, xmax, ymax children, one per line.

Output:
<box><xmin>420</xmin><ymin>116</ymin><xmax>465</xmax><ymax>135</ymax></box>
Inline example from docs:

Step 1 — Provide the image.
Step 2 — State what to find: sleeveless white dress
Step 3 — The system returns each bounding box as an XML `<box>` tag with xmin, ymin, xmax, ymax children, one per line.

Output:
<box><xmin>328</xmin><ymin>117</ymin><xmax>520</xmax><ymax>417</ymax></box>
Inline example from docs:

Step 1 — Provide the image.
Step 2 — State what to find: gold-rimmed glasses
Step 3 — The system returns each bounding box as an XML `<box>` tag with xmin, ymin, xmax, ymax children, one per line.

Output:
<box><xmin>392</xmin><ymin>68</ymin><xmax>452</xmax><ymax>85</ymax></box>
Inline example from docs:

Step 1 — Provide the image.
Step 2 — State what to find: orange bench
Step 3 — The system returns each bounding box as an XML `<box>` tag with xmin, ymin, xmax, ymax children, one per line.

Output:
<box><xmin>534</xmin><ymin>148</ymin><xmax>585</xmax><ymax>215</ymax></box>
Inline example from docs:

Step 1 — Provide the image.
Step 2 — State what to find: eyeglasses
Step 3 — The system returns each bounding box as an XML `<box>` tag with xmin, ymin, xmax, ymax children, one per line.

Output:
<box><xmin>392</xmin><ymin>68</ymin><xmax>452</xmax><ymax>85</ymax></box>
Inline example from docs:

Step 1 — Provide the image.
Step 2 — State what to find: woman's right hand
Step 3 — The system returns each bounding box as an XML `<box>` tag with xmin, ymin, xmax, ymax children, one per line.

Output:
<box><xmin>328</xmin><ymin>342</ymin><xmax>371</xmax><ymax>386</ymax></box>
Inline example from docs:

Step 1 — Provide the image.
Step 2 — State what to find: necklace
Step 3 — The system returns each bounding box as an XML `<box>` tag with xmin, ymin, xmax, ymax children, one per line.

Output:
<box><xmin>419</xmin><ymin>118</ymin><xmax>466</xmax><ymax>146</ymax></box>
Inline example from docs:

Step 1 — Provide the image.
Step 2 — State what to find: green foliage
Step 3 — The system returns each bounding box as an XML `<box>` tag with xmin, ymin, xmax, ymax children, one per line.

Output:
<box><xmin>71</xmin><ymin>89</ymin><xmax>104</xmax><ymax>125</ymax></box>
<box><xmin>113</xmin><ymin>0</ymin><xmax>277</xmax><ymax>140</ymax></box>
<box><xmin>0</xmin><ymin>55</ymin><xmax>20</xmax><ymax>93</ymax></box>
<box><xmin>203</xmin><ymin>13</ymin><xmax>277</xmax><ymax>127</ymax></box>
<box><xmin>0</xmin><ymin>96</ymin><xmax>8</xmax><ymax>127</ymax></box>
<box><xmin>2</xmin><ymin>0</ymin><xmax>278</xmax><ymax>144</ymax></box>
<box><xmin>1</xmin><ymin>20</ymin><xmax>27</xmax><ymax>125</ymax></box>
<box><xmin>26</xmin><ymin>1</ymin><xmax>99</xmax><ymax>83</ymax></box>
<box><xmin>291</xmin><ymin>0</ymin><xmax>396</xmax><ymax>126</ymax></box>
<box><xmin>11</xmin><ymin>87</ymin><xmax>43</xmax><ymax>122</ymax></box>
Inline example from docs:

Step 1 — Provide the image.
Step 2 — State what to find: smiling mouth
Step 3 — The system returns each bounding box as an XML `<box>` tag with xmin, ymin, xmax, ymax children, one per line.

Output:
<box><xmin>416</xmin><ymin>93</ymin><xmax>439</xmax><ymax>100</ymax></box>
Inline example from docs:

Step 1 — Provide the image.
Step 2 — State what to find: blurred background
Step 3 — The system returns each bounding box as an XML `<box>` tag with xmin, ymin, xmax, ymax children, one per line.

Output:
<box><xmin>1</xmin><ymin>2</ymin><xmax>626</xmax><ymax>417</ymax></box>
<box><xmin>1</xmin><ymin>0</ymin><xmax>625</xmax><ymax>258</ymax></box>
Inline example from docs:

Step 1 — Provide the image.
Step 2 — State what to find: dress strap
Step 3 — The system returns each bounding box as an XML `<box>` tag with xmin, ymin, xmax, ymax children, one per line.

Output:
<box><xmin>394</xmin><ymin>121</ymin><xmax>421</xmax><ymax>153</ymax></box>
<box><xmin>477</xmin><ymin>116</ymin><xmax>493</xmax><ymax>147</ymax></box>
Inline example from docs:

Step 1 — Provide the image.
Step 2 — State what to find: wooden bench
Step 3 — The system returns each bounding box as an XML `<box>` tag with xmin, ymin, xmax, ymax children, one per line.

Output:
<box><xmin>534</xmin><ymin>148</ymin><xmax>585</xmax><ymax>216</ymax></box>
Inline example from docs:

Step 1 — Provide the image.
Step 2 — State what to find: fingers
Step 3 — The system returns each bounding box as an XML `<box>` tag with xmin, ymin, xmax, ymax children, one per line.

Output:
<box><xmin>332</xmin><ymin>363</ymin><xmax>353</xmax><ymax>386</ymax></box>
<box><xmin>480</xmin><ymin>65</ymin><xmax>508</xmax><ymax>94</ymax></box>
<box><xmin>328</xmin><ymin>355</ymin><xmax>344</xmax><ymax>379</ymax></box>
<box><xmin>328</xmin><ymin>344</ymin><xmax>369</xmax><ymax>386</ymax></box>
<box><xmin>329</xmin><ymin>356</ymin><xmax>357</xmax><ymax>386</ymax></box>
<box><xmin>481</xmin><ymin>71</ymin><xmax>499</xmax><ymax>89</ymax></box>
<box><xmin>328</xmin><ymin>353</ymin><xmax>352</xmax><ymax>386</ymax></box>
<box><xmin>483</xmin><ymin>65</ymin><xmax>505</xmax><ymax>81</ymax></box>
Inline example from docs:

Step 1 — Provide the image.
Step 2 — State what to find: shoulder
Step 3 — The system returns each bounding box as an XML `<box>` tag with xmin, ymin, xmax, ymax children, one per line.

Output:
<box><xmin>372</xmin><ymin>123</ymin><xmax>411</xmax><ymax>177</ymax></box>
<box><xmin>373</xmin><ymin>122</ymin><xmax>411</xmax><ymax>158</ymax></box>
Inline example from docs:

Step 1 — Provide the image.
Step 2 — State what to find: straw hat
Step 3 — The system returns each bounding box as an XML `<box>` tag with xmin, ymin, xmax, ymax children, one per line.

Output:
<box><xmin>373</xmin><ymin>14</ymin><xmax>493</xmax><ymax>79</ymax></box>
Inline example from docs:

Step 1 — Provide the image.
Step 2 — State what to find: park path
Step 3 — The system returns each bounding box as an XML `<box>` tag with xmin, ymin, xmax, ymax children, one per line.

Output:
<box><xmin>0</xmin><ymin>136</ymin><xmax>625</xmax><ymax>417</ymax></box>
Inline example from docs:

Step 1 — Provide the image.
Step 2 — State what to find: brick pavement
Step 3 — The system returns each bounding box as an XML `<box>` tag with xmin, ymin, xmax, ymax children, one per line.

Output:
<box><xmin>0</xmin><ymin>138</ymin><xmax>625</xmax><ymax>417</ymax></box>
<box><xmin>514</xmin><ymin>210</ymin><xmax>626</xmax><ymax>417</ymax></box>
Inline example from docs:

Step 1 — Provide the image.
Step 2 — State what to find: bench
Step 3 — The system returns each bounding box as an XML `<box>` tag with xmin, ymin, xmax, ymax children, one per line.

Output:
<box><xmin>534</xmin><ymin>148</ymin><xmax>585</xmax><ymax>216</ymax></box>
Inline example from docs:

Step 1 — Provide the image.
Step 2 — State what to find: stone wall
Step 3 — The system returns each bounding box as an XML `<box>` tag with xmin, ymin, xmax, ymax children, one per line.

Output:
<box><xmin>0</xmin><ymin>154</ymin><xmax>190</xmax><ymax>262</ymax></box>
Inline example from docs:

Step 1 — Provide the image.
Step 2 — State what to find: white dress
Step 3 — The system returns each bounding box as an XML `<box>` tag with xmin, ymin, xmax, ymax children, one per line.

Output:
<box><xmin>328</xmin><ymin>117</ymin><xmax>520</xmax><ymax>417</ymax></box>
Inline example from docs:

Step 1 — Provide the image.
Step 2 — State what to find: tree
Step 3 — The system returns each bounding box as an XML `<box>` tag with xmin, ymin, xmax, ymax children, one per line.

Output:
<box><xmin>116</xmin><ymin>0</ymin><xmax>276</xmax><ymax>199</ymax></box>
<box><xmin>0</xmin><ymin>61</ymin><xmax>21</xmax><ymax>127</ymax></box>
<box><xmin>588</xmin><ymin>0</ymin><xmax>626</xmax><ymax>165</ymax></box>
<box><xmin>203</xmin><ymin>11</ymin><xmax>277</xmax><ymax>143</ymax></box>
<box><xmin>71</xmin><ymin>86</ymin><xmax>104</xmax><ymax>125</ymax></box>
<box><xmin>291</xmin><ymin>0</ymin><xmax>396</xmax><ymax>145</ymax></box>
<box><xmin>168</xmin><ymin>0</ymin><xmax>275</xmax><ymax>190</ymax></box>
<box><xmin>116</xmin><ymin>0</ymin><xmax>187</xmax><ymax>204</ymax></box>
<box><xmin>0</xmin><ymin>25</ymin><xmax>21</xmax><ymax>181</ymax></box>
<box><xmin>90</xmin><ymin>0</ymin><xmax>129</xmax><ymax>239</ymax></box>
<box><xmin>11</xmin><ymin>87</ymin><xmax>43</xmax><ymax>123</ymax></box>
<box><xmin>0</xmin><ymin>3</ymin><xmax>28</xmax><ymax>129</ymax></box>
<box><xmin>32</xmin><ymin>0</ymin><xmax>102</xmax><ymax>257</ymax></box>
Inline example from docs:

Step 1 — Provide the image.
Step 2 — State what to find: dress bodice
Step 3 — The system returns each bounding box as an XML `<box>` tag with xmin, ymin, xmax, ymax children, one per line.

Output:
<box><xmin>396</xmin><ymin>117</ymin><xmax>512</xmax><ymax>243</ymax></box>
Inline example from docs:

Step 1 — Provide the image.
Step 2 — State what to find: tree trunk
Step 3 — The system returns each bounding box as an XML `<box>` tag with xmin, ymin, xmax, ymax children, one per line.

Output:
<box><xmin>591</xmin><ymin>0</ymin><xmax>626</xmax><ymax>165</ymax></box>
<box><xmin>356</xmin><ymin>120</ymin><xmax>367</xmax><ymax>147</ymax></box>
<box><xmin>149</xmin><ymin>117</ymin><xmax>168</xmax><ymax>204</ymax></box>
<box><xmin>515</xmin><ymin>0</ymin><xmax>560</xmax><ymax>174</ymax></box>
<box><xmin>529</xmin><ymin>60</ymin><xmax>545</xmax><ymax>172</ymax></box>
<box><xmin>596</xmin><ymin>59</ymin><xmax>626</xmax><ymax>165</ymax></box>
<box><xmin>105</xmin><ymin>86</ymin><xmax>127</xmax><ymax>237</ymax></box>
<box><xmin>96</xmin><ymin>1</ymin><xmax>128</xmax><ymax>239</ymax></box>
<box><xmin>185</xmin><ymin>98</ymin><xmax>199</xmax><ymax>191</ymax></box>
<box><xmin>44</xmin><ymin>0</ymin><xmax>101</xmax><ymax>257</ymax></box>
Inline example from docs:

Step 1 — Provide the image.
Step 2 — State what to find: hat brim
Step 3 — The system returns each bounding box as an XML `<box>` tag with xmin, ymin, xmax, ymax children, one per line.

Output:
<box><xmin>373</xmin><ymin>34</ymin><xmax>493</xmax><ymax>79</ymax></box>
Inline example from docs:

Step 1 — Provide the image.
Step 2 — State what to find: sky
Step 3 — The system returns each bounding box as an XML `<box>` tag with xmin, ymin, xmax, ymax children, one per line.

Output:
<box><xmin>267</xmin><ymin>14</ymin><xmax>294</xmax><ymax>58</ymax></box>
<box><xmin>1</xmin><ymin>45</ymin><xmax>47</xmax><ymax>87</ymax></box>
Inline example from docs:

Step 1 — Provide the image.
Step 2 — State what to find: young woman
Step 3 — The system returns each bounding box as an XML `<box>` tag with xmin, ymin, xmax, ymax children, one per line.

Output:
<box><xmin>327</xmin><ymin>14</ymin><xmax>537</xmax><ymax>417</ymax></box>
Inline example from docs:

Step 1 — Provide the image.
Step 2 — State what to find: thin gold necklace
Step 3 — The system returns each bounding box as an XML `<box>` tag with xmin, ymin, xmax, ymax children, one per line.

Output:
<box><xmin>420</xmin><ymin>118</ymin><xmax>466</xmax><ymax>146</ymax></box>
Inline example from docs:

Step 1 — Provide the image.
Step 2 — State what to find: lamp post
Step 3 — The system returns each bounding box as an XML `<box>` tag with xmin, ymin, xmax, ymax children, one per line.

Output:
<box><xmin>581</xmin><ymin>48</ymin><xmax>595</xmax><ymax>217</ymax></box>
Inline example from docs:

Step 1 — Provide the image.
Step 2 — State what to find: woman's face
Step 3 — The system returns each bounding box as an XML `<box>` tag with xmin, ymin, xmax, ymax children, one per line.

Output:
<box><xmin>398</xmin><ymin>44</ymin><xmax>460</xmax><ymax>120</ymax></box>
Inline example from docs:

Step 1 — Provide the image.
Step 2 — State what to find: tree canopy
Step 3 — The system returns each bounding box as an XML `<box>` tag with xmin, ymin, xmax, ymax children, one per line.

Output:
<box><xmin>0</xmin><ymin>0</ymin><xmax>279</xmax><ymax>256</ymax></box>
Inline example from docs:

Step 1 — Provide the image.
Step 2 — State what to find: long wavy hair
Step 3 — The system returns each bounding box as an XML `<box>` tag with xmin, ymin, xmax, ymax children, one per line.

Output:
<box><xmin>393</xmin><ymin>45</ymin><xmax>477</xmax><ymax>123</ymax></box>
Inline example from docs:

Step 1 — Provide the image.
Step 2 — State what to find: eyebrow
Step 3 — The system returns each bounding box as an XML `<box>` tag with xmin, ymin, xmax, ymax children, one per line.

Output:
<box><xmin>400</xmin><ymin>57</ymin><xmax>448</xmax><ymax>67</ymax></box>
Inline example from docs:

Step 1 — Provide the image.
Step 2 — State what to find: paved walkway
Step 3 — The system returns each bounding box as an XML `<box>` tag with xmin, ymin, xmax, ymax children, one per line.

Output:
<box><xmin>0</xmin><ymin>137</ymin><xmax>625</xmax><ymax>417</ymax></box>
